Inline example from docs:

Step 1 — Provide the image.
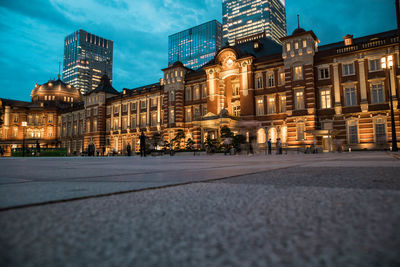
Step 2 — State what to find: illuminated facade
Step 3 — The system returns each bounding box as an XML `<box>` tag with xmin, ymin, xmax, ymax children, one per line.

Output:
<box><xmin>168</xmin><ymin>20</ymin><xmax>222</xmax><ymax>70</ymax></box>
<box><xmin>63</xmin><ymin>29</ymin><xmax>113</xmax><ymax>95</ymax></box>
<box><xmin>1</xmin><ymin>28</ymin><xmax>399</xmax><ymax>156</ymax></box>
<box><xmin>222</xmin><ymin>0</ymin><xmax>286</xmax><ymax>45</ymax></box>
<box><xmin>0</xmin><ymin>76</ymin><xmax>82</xmax><ymax>156</ymax></box>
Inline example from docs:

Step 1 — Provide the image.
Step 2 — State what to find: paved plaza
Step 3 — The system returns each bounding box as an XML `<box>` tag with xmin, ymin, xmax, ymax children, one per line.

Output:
<box><xmin>0</xmin><ymin>152</ymin><xmax>400</xmax><ymax>266</ymax></box>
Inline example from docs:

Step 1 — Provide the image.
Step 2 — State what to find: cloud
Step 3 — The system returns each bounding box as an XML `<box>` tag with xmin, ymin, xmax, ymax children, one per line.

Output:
<box><xmin>0</xmin><ymin>0</ymin><xmax>395</xmax><ymax>102</ymax></box>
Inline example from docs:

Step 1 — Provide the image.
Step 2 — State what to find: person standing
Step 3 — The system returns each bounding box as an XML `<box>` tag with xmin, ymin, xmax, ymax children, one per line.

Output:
<box><xmin>127</xmin><ymin>143</ymin><xmax>131</xmax><ymax>157</ymax></box>
<box><xmin>36</xmin><ymin>140</ymin><xmax>41</xmax><ymax>157</ymax></box>
<box><xmin>139</xmin><ymin>131</ymin><xmax>147</xmax><ymax>157</ymax></box>
<box><xmin>267</xmin><ymin>139</ymin><xmax>272</xmax><ymax>155</ymax></box>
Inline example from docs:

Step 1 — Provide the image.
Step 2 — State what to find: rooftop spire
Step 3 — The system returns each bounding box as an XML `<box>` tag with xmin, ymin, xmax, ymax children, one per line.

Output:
<box><xmin>297</xmin><ymin>14</ymin><xmax>300</xmax><ymax>29</ymax></box>
<box><xmin>58</xmin><ymin>61</ymin><xmax>61</xmax><ymax>80</ymax></box>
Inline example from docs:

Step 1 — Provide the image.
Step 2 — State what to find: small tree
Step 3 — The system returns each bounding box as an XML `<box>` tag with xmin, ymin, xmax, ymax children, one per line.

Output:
<box><xmin>171</xmin><ymin>130</ymin><xmax>185</xmax><ymax>150</ymax></box>
<box><xmin>221</xmin><ymin>126</ymin><xmax>234</xmax><ymax>139</ymax></box>
<box><xmin>185</xmin><ymin>138</ymin><xmax>195</xmax><ymax>151</ymax></box>
<box><xmin>233</xmin><ymin>134</ymin><xmax>246</xmax><ymax>152</ymax></box>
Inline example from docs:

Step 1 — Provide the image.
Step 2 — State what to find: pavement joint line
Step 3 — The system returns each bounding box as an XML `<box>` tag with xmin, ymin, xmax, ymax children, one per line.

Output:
<box><xmin>0</xmin><ymin>164</ymin><xmax>301</xmax><ymax>212</ymax></box>
<box><xmin>387</xmin><ymin>152</ymin><xmax>400</xmax><ymax>160</ymax></box>
<box><xmin>0</xmin><ymin>164</ymin><xmax>243</xmax><ymax>185</ymax></box>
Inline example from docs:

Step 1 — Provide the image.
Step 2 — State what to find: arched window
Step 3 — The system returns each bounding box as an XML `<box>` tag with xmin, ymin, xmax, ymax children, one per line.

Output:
<box><xmin>268</xmin><ymin>128</ymin><xmax>277</xmax><ymax>143</ymax></box>
<box><xmin>257</xmin><ymin>128</ymin><xmax>266</xmax><ymax>144</ymax></box>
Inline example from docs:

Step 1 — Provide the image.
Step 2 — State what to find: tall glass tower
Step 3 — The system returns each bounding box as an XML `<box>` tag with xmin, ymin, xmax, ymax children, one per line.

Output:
<box><xmin>222</xmin><ymin>0</ymin><xmax>286</xmax><ymax>45</ymax></box>
<box><xmin>168</xmin><ymin>20</ymin><xmax>223</xmax><ymax>70</ymax></box>
<box><xmin>63</xmin><ymin>29</ymin><xmax>113</xmax><ymax>95</ymax></box>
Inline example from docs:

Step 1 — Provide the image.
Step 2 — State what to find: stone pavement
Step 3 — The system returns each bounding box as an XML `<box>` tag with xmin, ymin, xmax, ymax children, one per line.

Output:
<box><xmin>0</xmin><ymin>152</ymin><xmax>399</xmax><ymax>266</ymax></box>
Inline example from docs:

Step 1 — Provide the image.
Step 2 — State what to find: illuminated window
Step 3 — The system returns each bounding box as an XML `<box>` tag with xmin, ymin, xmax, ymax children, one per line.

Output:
<box><xmin>140</xmin><ymin>114</ymin><xmax>146</xmax><ymax>127</ymax></box>
<box><xmin>279</xmin><ymin>95</ymin><xmax>286</xmax><ymax>113</ymax></box>
<box><xmin>202</xmin><ymin>85</ymin><xmax>207</xmax><ymax>98</ymax></box>
<box><xmin>294</xmin><ymin>42</ymin><xmax>299</xmax><ymax>49</ymax></box>
<box><xmin>193</xmin><ymin>86</ymin><xmax>200</xmax><ymax>100</ymax></box>
<box><xmin>122</xmin><ymin>117</ymin><xmax>127</xmax><ymax>130</ymax></box>
<box><xmin>268</xmin><ymin>96</ymin><xmax>276</xmax><ymax>114</ymax></box>
<box><xmin>320</xmin><ymin>89</ymin><xmax>331</xmax><ymax>109</ymax></box>
<box><xmin>169</xmin><ymin>108</ymin><xmax>175</xmax><ymax>123</ymax></box>
<box><xmin>303</xmin><ymin>40</ymin><xmax>307</xmax><ymax>48</ymax></box>
<box><xmin>151</xmin><ymin>112</ymin><xmax>157</xmax><ymax>126</ymax></box>
<box><xmin>279</xmin><ymin>72</ymin><xmax>285</xmax><ymax>85</ymax></box>
<box><xmin>293</xmin><ymin>66</ymin><xmax>303</xmax><ymax>80</ymax></box>
<box><xmin>286</xmin><ymin>43</ymin><xmax>291</xmax><ymax>51</ymax></box>
<box><xmin>185</xmin><ymin>108</ymin><xmax>192</xmax><ymax>122</ymax></box>
<box><xmin>294</xmin><ymin>90</ymin><xmax>304</xmax><ymax>110</ymax></box>
<box><xmin>256</xmin><ymin>98</ymin><xmax>264</xmax><ymax>116</ymax></box>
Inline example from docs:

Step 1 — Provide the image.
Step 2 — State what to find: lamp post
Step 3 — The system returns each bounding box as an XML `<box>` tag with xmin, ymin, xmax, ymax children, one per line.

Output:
<box><xmin>381</xmin><ymin>55</ymin><xmax>398</xmax><ymax>151</ymax></box>
<box><xmin>22</xmin><ymin>121</ymin><xmax>27</xmax><ymax>157</ymax></box>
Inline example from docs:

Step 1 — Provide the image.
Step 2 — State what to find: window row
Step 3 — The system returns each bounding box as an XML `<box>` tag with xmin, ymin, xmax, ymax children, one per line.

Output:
<box><xmin>255</xmin><ymin>71</ymin><xmax>285</xmax><ymax>89</ymax></box>
<box><xmin>255</xmin><ymin>95</ymin><xmax>287</xmax><ymax>116</ymax></box>
<box><xmin>185</xmin><ymin>85</ymin><xmax>207</xmax><ymax>101</ymax></box>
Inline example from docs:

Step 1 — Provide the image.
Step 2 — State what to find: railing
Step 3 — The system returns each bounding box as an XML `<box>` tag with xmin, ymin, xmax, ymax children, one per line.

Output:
<box><xmin>335</xmin><ymin>35</ymin><xmax>397</xmax><ymax>55</ymax></box>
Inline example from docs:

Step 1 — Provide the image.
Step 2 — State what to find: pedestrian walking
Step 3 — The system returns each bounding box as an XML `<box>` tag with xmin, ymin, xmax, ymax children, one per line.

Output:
<box><xmin>127</xmin><ymin>143</ymin><xmax>131</xmax><ymax>157</ymax></box>
<box><xmin>139</xmin><ymin>131</ymin><xmax>147</xmax><ymax>157</ymax></box>
<box><xmin>36</xmin><ymin>140</ymin><xmax>41</xmax><ymax>157</ymax></box>
<box><xmin>276</xmin><ymin>138</ymin><xmax>282</xmax><ymax>155</ymax></box>
<box><xmin>267</xmin><ymin>139</ymin><xmax>272</xmax><ymax>155</ymax></box>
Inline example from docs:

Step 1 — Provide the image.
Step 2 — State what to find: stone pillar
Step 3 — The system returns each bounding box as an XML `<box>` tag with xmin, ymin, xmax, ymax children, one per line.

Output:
<box><xmin>146</xmin><ymin>97</ymin><xmax>150</xmax><ymax>125</ymax></box>
<box><xmin>127</xmin><ymin>102</ymin><xmax>131</xmax><ymax>128</ymax></box>
<box><xmin>333</xmin><ymin>63</ymin><xmax>342</xmax><ymax>115</ymax></box>
<box><xmin>358</xmin><ymin>60</ymin><xmax>368</xmax><ymax>112</ymax></box>
<box><xmin>4</xmin><ymin>106</ymin><xmax>10</xmax><ymax>126</ymax></box>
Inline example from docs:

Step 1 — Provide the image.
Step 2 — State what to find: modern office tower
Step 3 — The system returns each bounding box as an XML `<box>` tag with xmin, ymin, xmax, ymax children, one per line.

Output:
<box><xmin>222</xmin><ymin>0</ymin><xmax>286</xmax><ymax>45</ymax></box>
<box><xmin>168</xmin><ymin>20</ymin><xmax>223</xmax><ymax>70</ymax></box>
<box><xmin>63</xmin><ymin>29</ymin><xmax>113</xmax><ymax>94</ymax></box>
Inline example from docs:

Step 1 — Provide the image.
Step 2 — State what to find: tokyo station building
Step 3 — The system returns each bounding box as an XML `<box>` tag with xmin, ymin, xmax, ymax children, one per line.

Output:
<box><xmin>1</xmin><ymin>27</ymin><xmax>400</xmax><ymax>155</ymax></box>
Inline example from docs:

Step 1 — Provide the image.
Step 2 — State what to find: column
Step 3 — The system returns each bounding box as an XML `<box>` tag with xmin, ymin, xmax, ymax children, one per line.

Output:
<box><xmin>333</xmin><ymin>63</ymin><xmax>342</xmax><ymax>115</ymax></box>
<box><xmin>358</xmin><ymin>60</ymin><xmax>368</xmax><ymax>112</ymax></box>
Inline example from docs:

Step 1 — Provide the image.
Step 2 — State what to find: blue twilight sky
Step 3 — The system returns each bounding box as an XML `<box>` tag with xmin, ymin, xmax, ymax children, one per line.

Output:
<box><xmin>0</xmin><ymin>0</ymin><xmax>396</xmax><ymax>101</ymax></box>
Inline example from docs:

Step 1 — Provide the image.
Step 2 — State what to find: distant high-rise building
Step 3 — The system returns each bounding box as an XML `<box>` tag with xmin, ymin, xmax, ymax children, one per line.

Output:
<box><xmin>222</xmin><ymin>0</ymin><xmax>286</xmax><ymax>45</ymax></box>
<box><xmin>63</xmin><ymin>29</ymin><xmax>113</xmax><ymax>94</ymax></box>
<box><xmin>168</xmin><ymin>20</ymin><xmax>223</xmax><ymax>70</ymax></box>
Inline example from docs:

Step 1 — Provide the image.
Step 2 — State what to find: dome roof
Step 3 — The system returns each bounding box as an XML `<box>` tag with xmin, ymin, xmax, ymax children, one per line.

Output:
<box><xmin>292</xmin><ymin>27</ymin><xmax>306</xmax><ymax>35</ymax></box>
<box><xmin>31</xmin><ymin>75</ymin><xmax>81</xmax><ymax>101</ymax></box>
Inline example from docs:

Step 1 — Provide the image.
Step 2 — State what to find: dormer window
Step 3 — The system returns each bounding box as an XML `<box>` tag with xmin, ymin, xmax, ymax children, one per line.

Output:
<box><xmin>343</xmin><ymin>34</ymin><xmax>353</xmax><ymax>46</ymax></box>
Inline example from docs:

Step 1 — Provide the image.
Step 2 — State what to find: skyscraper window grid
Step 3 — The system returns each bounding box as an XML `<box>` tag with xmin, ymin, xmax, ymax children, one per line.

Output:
<box><xmin>168</xmin><ymin>20</ymin><xmax>222</xmax><ymax>70</ymax></box>
<box><xmin>63</xmin><ymin>29</ymin><xmax>113</xmax><ymax>95</ymax></box>
<box><xmin>222</xmin><ymin>0</ymin><xmax>286</xmax><ymax>45</ymax></box>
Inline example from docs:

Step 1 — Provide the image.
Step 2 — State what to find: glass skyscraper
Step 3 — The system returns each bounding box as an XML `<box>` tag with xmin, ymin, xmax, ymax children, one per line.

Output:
<box><xmin>222</xmin><ymin>0</ymin><xmax>286</xmax><ymax>45</ymax></box>
<box><xmin>63</xmin><ymin>29</ymin><xmax>113</xmax><ymax>94</ymax></box>
<box><xmin>168</xmin><ymin>20</ymin><xmax>223</xmax><ymax>70</ymax></box>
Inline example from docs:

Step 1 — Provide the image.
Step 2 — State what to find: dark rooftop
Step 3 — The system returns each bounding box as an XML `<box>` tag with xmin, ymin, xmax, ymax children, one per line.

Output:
<box><xmin>87</xmin><ymin>74</ymin><xmax>119</xmax><ymax>95</ymax></box>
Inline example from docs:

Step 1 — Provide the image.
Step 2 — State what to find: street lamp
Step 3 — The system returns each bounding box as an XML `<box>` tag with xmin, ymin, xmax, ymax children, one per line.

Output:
<box><xmin>381</xmin><ymin>55</ymin><xmax>398</xmax><ymax>151</ymax></box>
<box><xmin>21</xmin><ymin>121</ymin><xmax>27</xmax><ymax>157</ymax></box>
